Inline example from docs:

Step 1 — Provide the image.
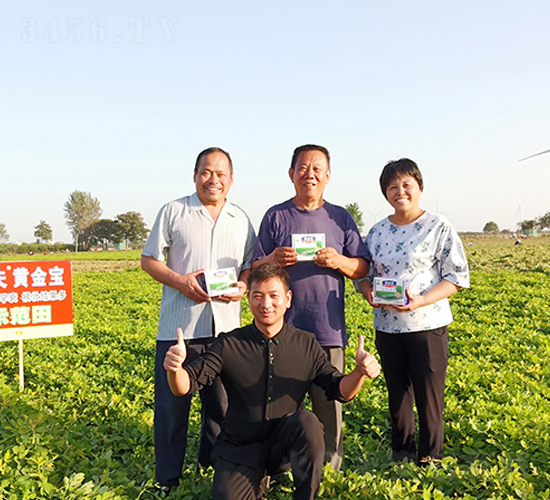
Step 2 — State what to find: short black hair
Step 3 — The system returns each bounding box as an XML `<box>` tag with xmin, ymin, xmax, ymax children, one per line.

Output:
<box><xmin>290</xmin><ymin>144</ymin><xmax>330</xmax><ymax>171</ymax></box>
<box><xmin>248</xmin><ymin>264</ymin><xmax>290</xmax><ymax>292</ymax></box>
<box><xmin>194</xmin><ymin>147</ymin><xmax>233</xmax><ymax>175</ymax></box>
<box><xmin>379</xmin><ymin>158</ymin><xmax>423</xmax><ymax>199</ymax></box>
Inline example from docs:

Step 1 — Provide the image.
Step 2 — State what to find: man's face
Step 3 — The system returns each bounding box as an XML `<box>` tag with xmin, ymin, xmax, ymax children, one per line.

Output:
<box><xmin>248</xmin><ymin>277</ymin><xmax>292</xmax><ymax>331</ymax></box>
<box><xmin>289</xmin><ymin>150</ymin><xmax>331</xmax><ymax>201</ymax></box>
<box><xmin>194</xmin><ymin>152</ymin><xmax>234</xmax><ymax>206</ymax></box>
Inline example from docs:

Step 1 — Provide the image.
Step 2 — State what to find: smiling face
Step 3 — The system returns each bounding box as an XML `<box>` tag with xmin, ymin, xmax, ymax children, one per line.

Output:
<box><xmin>385</xmin><ymin>174</ymin><xmax>423</xmax><ymax>216</ymax></box>
<box><xmin>193</xmin><ymin>151</ymin><xmax>234</xmax><ymax>208</ymax></box>
<box><xmin>248</xmin><ymin>277</ymin><xmax>292</xmax><ymax>337</ymax></box>
<box><xmin>289</xmin><ymin>149</ymin><xmax>331</xmax><ymax>206</ymax></box>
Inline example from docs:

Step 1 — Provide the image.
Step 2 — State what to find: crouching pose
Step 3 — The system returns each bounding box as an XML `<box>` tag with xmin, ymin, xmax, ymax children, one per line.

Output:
<box><xmin>164</xmin><ymin>263</ymin><xmax>380</xmax><ymax>500</ymax></box>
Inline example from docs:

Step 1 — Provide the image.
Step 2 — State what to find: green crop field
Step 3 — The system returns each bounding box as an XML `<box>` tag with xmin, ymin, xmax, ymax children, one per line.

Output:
<box><xmin>1</xmin><ymin>238</ymin><xmax>550</xmax><ymax>499</ymax></box>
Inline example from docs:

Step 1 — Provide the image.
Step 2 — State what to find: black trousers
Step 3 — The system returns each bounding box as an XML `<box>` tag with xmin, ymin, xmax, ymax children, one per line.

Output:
<box><xmin>375</xmin><ymin>327</ymin><xmax>448</xmax><ymax>462</ymax></box>
<box><xmin>211</xmin><ymin>411</ymin><xmax>325</xmax><ymax>500</ymax></box>
<box><xmin>154</xmin><ymin>338</ymin><xmax>228</xmax><ymax>487</ymax></box>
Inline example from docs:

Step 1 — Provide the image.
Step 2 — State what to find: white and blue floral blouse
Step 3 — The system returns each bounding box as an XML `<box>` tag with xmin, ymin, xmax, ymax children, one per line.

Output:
<box><xmin>358</xmin><ymin>211</ymin><xmax>470</xmax><ymax>334</ymax></box>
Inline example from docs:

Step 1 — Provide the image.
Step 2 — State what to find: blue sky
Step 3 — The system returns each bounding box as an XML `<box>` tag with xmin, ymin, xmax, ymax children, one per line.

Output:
<box><xmin>2</xmin><ymin>1</ymin><xmax>549</xmax><ymax>242</ymax></box>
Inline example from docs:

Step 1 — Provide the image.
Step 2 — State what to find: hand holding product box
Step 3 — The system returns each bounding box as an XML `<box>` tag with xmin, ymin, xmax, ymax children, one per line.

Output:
<box><xmin>292</xmin><ymin>233</ymin><xmax>326</xmax><ymax>261</ymax></box>
<box><xmin>199</xmin><ymin>267</ymin><xmax>240</xmax><ymax>297</ymax></box>
<box><xmin>372</xmin><ymin>278</ymin><xmax>409</xmax><ymax>306</ymax></box>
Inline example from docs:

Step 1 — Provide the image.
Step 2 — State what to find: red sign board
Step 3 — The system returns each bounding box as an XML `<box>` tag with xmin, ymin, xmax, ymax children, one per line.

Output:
<box><xmin>0</xmin><ymin>260</ymin><xmax>73</xmax><ymax>341</ymax></box>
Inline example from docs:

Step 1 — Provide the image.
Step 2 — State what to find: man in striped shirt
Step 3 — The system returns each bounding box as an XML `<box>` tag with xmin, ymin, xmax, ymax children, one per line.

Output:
<box><xmin>141</xmin><ymin>147</ymin><xmax>256</xmax><ymax>488</ymax></box>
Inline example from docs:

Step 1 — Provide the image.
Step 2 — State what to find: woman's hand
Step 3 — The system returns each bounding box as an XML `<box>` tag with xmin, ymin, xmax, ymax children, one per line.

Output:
<box><xmin>358</xmin><ymin>280</ymin><xmax>383</xmax><ymax>308</ymax></box>
<box><xmin>392</xmin><ymin>280</ymin><xmax>460</xmax><ymax>312</ymax></box>
<box><xmin>391</xmin><ymin>289</ymin><xmax>425</xmax><ymax>312</ymax></box>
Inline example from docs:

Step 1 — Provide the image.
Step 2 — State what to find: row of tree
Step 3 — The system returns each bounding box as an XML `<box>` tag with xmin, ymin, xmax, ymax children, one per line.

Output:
<box><xmin>483</xmin><ymin>211</ymin><xmax>550</xmax><ymax>235</ymax></box>
<box><xmin>85</xmin><ymin>213</ymin><xmax>149</xmax><ymax>251</ymax></box>
<box><xmin>64</xmin><ymin>190</ymin><xmax>149</xmax><ymax>251</ymax></box>
<box><xmin>517</xmin><ymin>211</ymin><xmax>550</xmax><ymax>233</ymax></box>
<box><xmin>0</xmin><ymin>190</ymin><xmax>149</xmax><ymax>251</ymax></box>
<box><xmin>0</xmin><ymin>220</ymin><xmax>55</xmax><ymax>244</ymax></box>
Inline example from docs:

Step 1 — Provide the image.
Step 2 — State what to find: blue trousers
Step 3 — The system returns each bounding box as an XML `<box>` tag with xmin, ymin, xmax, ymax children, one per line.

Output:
<box><xmin>154</xmin><ymin>338</ymin><xmax>228</xmax><ymax>487</ymax></box>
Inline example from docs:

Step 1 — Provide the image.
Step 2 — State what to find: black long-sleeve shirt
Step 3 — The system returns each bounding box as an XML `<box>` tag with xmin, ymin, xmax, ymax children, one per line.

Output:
<box><xmin>185</xmin><ymin>322</ymin><xmax>348</xmax><ymax>467</ymax></box>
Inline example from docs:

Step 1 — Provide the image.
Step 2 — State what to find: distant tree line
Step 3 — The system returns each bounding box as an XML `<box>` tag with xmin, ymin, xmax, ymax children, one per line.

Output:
<box><xmin>517</xmin><ymin>211</ymin><xmax>550</xmax><ymax>233</ymax></box>
<box><xmin>0</xmin><ymin>190</ymin><xmax>149</xmax><ymax>252</ymax></box>
<box><xmin>0</xmin><ymin>242</ymin><xmax>73</xmax><ymax>255</ymax></box>
<box><xmin>481</xmin><ymin>211</ymin><xmax>550</xmax><ymax>236</ymax></box>
<box><xmin>64</xmin><ymin>190</ymin><xmax>149</xmax><ymax>252</ymax></box>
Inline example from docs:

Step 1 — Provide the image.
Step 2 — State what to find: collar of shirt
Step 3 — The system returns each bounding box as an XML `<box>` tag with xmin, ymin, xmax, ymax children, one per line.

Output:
<box><xmin>250</xmin><ymin>321</ymin><xmax>292</xmax><ymax>346</ymax></box>
<box><xmin>189</xmin><ymin>192</ymin><xmax>237</xmax><ymax>220</ymax></box>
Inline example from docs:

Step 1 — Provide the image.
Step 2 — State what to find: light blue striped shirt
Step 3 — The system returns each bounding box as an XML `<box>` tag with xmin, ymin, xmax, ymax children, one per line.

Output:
<box><xmin>142</xmin><ymin>192</ymin><xmax>256</xmax><ymax>341</ymax></box>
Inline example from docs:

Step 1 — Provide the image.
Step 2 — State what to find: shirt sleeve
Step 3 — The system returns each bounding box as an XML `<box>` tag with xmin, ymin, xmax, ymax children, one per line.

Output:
<box><xmin>436</xmin><ymin>220</ymin><xmax>470</xmax><ymax>289</ymax></box>
<box><xmin>241</xmin><ymin>218</ymin><xmax>257</xmax><ymax>271</ymax></box>
<box><xmin>184</xmin><ymin>338</ymin><xmax>225</xmax><ymax>393</ymax></box>
<box><xmin>142</xmin><ymin>203</ymin><xmax>172</xmax><ymax>262</ymax></box>
<box><xmin>252</xmin><ymin>210</ymin><xmax>276</xmax><ymax>262</ymax></box>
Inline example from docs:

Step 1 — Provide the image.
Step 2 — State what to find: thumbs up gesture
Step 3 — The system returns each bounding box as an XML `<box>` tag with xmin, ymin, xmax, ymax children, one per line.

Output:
<box><xmin>356</xmin><ymin>335</ymin><xmax>381</xmax><ymax>379</ymax></box>
<box><xmin>164</xmin><ymin>327</ymin><xmax>187</xmax><ymax>372</ymax></box>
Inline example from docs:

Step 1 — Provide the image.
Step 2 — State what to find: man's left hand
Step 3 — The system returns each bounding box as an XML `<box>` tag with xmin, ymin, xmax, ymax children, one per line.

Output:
<box><xmin>356</xmin><ymin>335</ymin><xmax>381</xmax><ymax>379</ymax></box>
<box><xmin>314</xmin><ymin>247</ymin><xmax>342</xmax><ymax>270</ymax></box>
<box><xmin>217</xmin><ymin>281</ymin><xmax>247</xmax><ymax>302</ymax></box>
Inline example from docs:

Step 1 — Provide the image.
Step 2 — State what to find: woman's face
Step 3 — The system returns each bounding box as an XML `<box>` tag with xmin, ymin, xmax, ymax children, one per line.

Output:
<box><xmin>385</xmin><ymin>175</ymin><xmax>422</xmax><ymax>214</ymax></box>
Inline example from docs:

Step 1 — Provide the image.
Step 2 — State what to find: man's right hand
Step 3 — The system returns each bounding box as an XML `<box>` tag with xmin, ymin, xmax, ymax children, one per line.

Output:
<box><xmin>178</xmin><ymin>269</ymin><xmax>211</xmax><ymax>303</ymax></box>
<box><xmin>356</xmin><ymin>335</ymin><xmax>381</xmax><ymax>379</ymax></box>
<box><xmin>268</xmin><ymin>247</ymin><xmax>298</xmax><ymax>267</ymax></box>
<box><xmin>164</xmin><ymin>328</ymin><xmax>187</xmax><ymax>372</ymax></box>
<box><xmin>141</xmin><ymin>256</ymin><xmax>211</xmax><ymax>304</ymax></box>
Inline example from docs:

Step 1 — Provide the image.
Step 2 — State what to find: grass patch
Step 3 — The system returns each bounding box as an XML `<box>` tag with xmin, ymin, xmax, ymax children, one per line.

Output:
<box><xmin>1</xmin><ymin>239</ymin><xmax>550</xmax><ymax>498</ymax></box>
<box><xmin>0</xmin><ymin>250</ymin><xmax>142</xmax><ymax>263</ymax></box>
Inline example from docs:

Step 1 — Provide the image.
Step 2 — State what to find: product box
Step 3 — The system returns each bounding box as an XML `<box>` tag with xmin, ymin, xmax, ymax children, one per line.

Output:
<box><xmin>199</xmin><ymin>267</ymin><xmax>240</xmax><ymax>297</ymax></box>
<box><xmin>372</xmin><ymin>278</ymin><xmax>409</xmax><ymax>306</ymax></box>
<box><xmin>292</xmin><ymin>233</ymin><xmax>326</xmax><ymax>261</ymax></box>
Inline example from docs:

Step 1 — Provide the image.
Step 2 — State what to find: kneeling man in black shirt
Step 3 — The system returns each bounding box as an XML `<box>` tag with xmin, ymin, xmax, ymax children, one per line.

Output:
<box><xmin>164</xmin><ymin>263</ymin><xmax>380</xmax><ymax>500</ymax></box>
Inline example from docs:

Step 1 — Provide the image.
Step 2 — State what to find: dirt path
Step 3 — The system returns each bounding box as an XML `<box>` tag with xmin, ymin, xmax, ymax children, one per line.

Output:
<box><xmin>72</xmin><ymin>261</ymin><xmax>142</xmax><ymax>272</ymax></box>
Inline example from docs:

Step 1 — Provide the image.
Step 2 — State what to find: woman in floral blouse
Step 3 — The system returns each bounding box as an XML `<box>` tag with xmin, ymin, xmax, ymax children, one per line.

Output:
<box><xmin>357</xmin><ymin>158</ymin><xmax>469</xmax><ymax>464</ymax></box>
